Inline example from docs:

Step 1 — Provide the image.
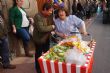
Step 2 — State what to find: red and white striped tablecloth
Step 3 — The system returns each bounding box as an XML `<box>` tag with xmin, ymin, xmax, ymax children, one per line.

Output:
<box><xmin>38</xmin><ymin>42</ymin><xmax>96</xmax><ymax>73</ymax></box>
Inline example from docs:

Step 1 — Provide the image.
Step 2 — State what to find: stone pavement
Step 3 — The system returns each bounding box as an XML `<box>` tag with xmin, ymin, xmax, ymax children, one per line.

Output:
<box><xmin>89</xmin><ymin>13</ymin><xmax>110</xmax><ymax>73</ymax></box>
<box><xmin>0</xmin><ymin>56</ymin><xmax>36</xmax><ymax>73</ymax></box>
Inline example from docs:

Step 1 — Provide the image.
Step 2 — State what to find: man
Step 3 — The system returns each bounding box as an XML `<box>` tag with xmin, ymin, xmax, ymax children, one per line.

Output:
<box><xmin>33</xmin><ymin>2</ymin><xmax>55</xmax><ymax>73</ymax></box>
<box><xmin>0</xmin><ymin>11</ymin><xmax>16</xmax><ymax>69</ymax></box>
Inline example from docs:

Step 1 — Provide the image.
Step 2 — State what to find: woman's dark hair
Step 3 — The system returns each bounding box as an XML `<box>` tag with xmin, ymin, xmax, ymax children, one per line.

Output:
<box><xmin>13</xmin><ymin>0</ymin><xmax>17</xmax><ymax>7</ymax></box>
<box><xmin>55</xmin><ymin>8</ymin><xmax>69</xmax><ymax>19</ymax></box>
<box><xmin>42</xmin><ymin>2</ymin><xmax>53</xmax><ymax>11</ymax></box>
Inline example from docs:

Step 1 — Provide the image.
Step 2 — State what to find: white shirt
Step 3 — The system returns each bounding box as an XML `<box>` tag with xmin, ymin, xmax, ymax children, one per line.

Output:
<box><xmin>19</xmin><ymin>8</ymin><xmax>29</xmax><ymax>27</ymax></box>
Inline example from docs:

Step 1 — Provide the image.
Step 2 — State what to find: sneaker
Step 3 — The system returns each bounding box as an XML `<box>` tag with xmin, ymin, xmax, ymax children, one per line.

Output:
<box><xmin>3</xmin><ymin>64</ymin><xmax>16</xmax><ymax>69</ymax></box>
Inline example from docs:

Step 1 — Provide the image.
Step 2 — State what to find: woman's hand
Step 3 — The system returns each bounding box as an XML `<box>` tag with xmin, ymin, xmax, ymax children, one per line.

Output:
<box><xmin>13</xmin><ymin>28</ymin><xmax>16</xmax><ymax>34</ymax></box>
<box><xmin>55</xmin><ymin>31</ymin><xmax>68</xmax><ymax>39</ymax></box>
<box><xmin>12</xmin><ymin>25</ymin><xmax>16</xmax><ymax>34</ymax></box>
<box><xmin>60</xmin><ymin>33</ymin><xmax>68</xmax><ymax>39</ymax></box>
<box><xmin>62</xmin><ymin>34</ymin><xmax>68</xmax><ymax>39</ymax></box>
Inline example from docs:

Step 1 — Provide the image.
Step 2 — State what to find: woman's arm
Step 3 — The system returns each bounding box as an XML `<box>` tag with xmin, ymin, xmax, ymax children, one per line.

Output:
<box><xmin>79</xmin><ymin>21</ymin><xmax>88</xmax><ymax>35</ymax></box>
<box><xmin>55</xmin><ymin>31</ymin><xmax>67</xmax><ymax>39</ymax></box>
<box><xmin>72</xmin><ymin>15</ymin><xmax>88</xmax><ymax>36</ymax></box>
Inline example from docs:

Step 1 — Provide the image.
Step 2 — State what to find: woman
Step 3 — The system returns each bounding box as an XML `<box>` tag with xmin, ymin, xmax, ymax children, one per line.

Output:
<box><xmin>54</xmin><ymin>8</ymin><xmax>88</xmax><ymax>40</ymax></box>
<box><xmin>9</xmin><ymin>0</ymin><xmax>33</xmax><ymax>57</ymax></box>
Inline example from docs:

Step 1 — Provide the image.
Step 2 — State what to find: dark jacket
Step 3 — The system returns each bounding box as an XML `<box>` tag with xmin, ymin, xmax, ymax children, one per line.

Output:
<box><xmin>0</xmin><ymin>15</ymin><xmax>7</xmax><ymax>39</ymax></box>
<box><xmin>33</xmin><ymin>13</ymin><xmax>54</xmax><ymax>44</ymax></box>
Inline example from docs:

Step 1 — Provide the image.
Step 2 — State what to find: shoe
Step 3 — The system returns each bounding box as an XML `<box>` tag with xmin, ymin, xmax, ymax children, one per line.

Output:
<box><xmin>3</xmin><ymin>64</ymin><xmax>16</xmax><ymax>69</ymax></box>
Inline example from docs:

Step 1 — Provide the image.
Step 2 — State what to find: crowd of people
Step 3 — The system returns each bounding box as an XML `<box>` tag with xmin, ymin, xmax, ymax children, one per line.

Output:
<box><xmin>0</xmin><ymin>0</ymin><xmax>90</xmax><ymax>73</ymax></box>
<box><xmin>72</xmin><ymin>1</ymin><xmax>98</xmax><ymax>20</ymax></box>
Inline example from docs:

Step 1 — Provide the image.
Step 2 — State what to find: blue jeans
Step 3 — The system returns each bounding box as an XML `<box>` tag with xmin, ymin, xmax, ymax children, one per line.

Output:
<box><xmin>16</xmin><ymin>28</ymin><xmax>30</xmax><ymax>47</ymax></box>
<box><xmin>0</xmin><ymin>36</ymin><xmax>10</xmax><ymax>66</ymax></box>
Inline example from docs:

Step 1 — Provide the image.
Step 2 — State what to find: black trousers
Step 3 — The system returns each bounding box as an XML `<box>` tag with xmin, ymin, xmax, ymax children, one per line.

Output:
<box><xmin>35</xmin><ymin>39</ymin><xmax>50</xmax><ymax>73</ymax></box>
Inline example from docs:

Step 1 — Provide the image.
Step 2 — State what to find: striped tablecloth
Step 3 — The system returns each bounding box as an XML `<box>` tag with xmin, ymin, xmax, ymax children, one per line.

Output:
<box><xmin>38</xmin><ymin>42</ymin><xmax>96</xmax><ymax>73</ymax></box>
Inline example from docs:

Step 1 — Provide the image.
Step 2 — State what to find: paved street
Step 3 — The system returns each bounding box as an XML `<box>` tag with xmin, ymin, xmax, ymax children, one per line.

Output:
<box><xmin>0</xmin><ymin>13</ymin><xmax>110</xmax><ymax>73</ymax></box>
<box><xmin>88</xmin><ymin>14</ymin><xmax>110</xmax><ymax>73</ymax></box>
<box><xmin>0</xmin><ymin>57</ymin><xmax>36</xmax><ymax>73</ymax></box>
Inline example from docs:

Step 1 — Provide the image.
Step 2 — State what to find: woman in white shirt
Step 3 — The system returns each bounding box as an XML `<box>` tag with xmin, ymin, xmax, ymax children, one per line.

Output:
<box><xmin>9</xmin><ymin>0</ymin><xmax>33</xmax><ymax>57</ymax></box>
<box><xmin>54</xmin><ymin>8</ymin><xmax>88</xmax><ymax>39</ymax></box>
